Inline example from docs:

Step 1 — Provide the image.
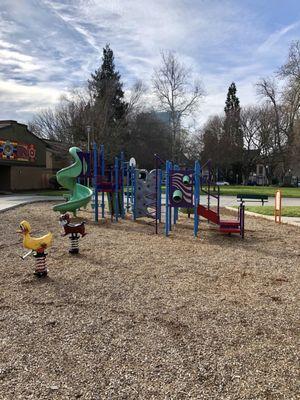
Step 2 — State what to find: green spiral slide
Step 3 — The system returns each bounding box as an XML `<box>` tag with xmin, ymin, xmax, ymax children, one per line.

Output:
<box><xmin>53</xmin><ymin>147</ymin><xmax>93</xmax><ymax>215</ymax></box>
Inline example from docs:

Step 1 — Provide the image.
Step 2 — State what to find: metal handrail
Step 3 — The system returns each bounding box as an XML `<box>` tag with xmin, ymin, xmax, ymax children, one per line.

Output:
<box><xmin>201</xmin><ymin>188</ymin><xmax>219</xmax><ymax>200</ymax></box>
<box><xmin>201</xmin><ymin>159</ymin><xmax>211</xmax><ymax>170</ymax></box>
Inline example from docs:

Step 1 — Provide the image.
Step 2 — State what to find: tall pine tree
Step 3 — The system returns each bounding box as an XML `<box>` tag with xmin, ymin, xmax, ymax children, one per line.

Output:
<box><xmin>220</xmin><ymin>82</ymin><xmax>243</xmax><ymax>182</ymax></box>
<box><xmin>224</xmin><ymin>82</ymin><xmax>242</xmax><ymax>145</ymax></box>
<box><xmin>88</xmin><ymin>44</ymin><xmax>128</xmax><ymax>151</ymax></box>
<box><xmin>224</xmin><ymin>82</ymin><xmax>240</xmax><ymax>115</ymax></box>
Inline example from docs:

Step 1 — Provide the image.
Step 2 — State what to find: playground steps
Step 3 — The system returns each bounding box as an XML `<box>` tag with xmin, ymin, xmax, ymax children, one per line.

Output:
<box><xmin>219</xmin><ymin>227</ymin><xmax>241</xmax><ymax>234</ymax></box>
<box><xmin>219</xmin><ymin>220</ymin><xmax>240</xmax><ymax>227</ymax></box>
<box><xmin>197</xmin><ymin>205</ymin><xmax>219</xmax><ymax>224</ymax></box>
<box><xmin>219</xmin><ymin>220</ymin><xmax>241</xmax><ymax>234</ymax></box>
<box><xmin>197</xmin><ymin>205</ymin><xmax>242</xmax><ymax>235</ymax></box>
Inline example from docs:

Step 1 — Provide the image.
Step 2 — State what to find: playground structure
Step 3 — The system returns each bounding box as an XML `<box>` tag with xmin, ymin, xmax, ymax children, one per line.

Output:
<box><xmin>17</xmin><ymin>220</ymin><xmax>53</xmax><ymax>277</ymax></box>
<box><xmin>61</xmin><ymin>144</ymin><xmax>245</xmax><ymax>239</ymax></box>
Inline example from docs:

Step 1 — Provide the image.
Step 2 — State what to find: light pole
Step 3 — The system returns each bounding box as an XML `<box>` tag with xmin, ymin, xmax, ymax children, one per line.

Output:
<box><xmin>86</xmin><ymin>125</ymin><xmax>91</xmax><ymax>187</ymax></box>
<box><xmin>86</xmin><ymin>125</ymin><xmax>91</xmax><ymax>151</ymax></box>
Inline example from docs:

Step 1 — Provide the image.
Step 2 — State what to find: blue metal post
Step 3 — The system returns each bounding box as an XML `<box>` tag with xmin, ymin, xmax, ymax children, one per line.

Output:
<box><xmin>126</xmin><ymin>163</ymin><xmax>130</xmax><ymax>211</ymax></box>
<box><xmin>173</xmin><ymin>164</ymin><xmax>179</xmax><ymax>225</ymax></box>
<box><xmin>158</xmin><ymin>168</ymin><xmax>162</xmax><ymax>223</ymax></box>
<box><xmin>120</xmin><ymin>152</ymin><xmax>125</xmax><ymax>219</ymax></box>
<box><xmin>114</xmin><ymin>156</ymin><xmax>119</xmax><ymax>222</ymax></box>
<box><xmin>165</xmin><ymin>161</ymin><xmax>170</xmax><ymax>236</ymax></box>
<box><xmin>132</xmin><ymin>167</ymin><xmax>136</xmax><ymax>220</ymax></box>
<box><xmin>194</xmin><ymin>160</ymin><xmax>201</xmax><ymax>237</ymax></box>
<box><xmin>93</xmin><ymin>143</ymin><xmax>98</xmax><ymax>222</ymax></box>
<box><xmin>100</xmin><ymin>145</ymin><xmax>105</xmax><ymax>219</ymax></box>
<box><xmin>169</xmin><ymin>162</ymin><xmax>172</xmax><ymax>231</ymax></box>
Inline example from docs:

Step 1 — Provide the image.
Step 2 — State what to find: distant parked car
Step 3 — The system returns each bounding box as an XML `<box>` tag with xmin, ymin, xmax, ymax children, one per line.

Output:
<box><xmin>216</xmin><ymin>181</ymin><xmax>230</xmax><ymax>186</ymax></box>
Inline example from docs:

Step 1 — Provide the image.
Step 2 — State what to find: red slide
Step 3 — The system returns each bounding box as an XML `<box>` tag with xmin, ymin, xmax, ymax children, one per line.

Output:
<box><xmin>197</xmin><ymin>204</ymin><xmax>242</xmax><ymax>235</ymax></box>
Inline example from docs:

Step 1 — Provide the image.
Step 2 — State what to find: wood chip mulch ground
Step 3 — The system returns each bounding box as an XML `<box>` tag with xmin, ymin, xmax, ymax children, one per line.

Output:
<box><xmin>0</xmin><ymin>202</ymin><xmax>299</xmax><ymax>400</ymax></box>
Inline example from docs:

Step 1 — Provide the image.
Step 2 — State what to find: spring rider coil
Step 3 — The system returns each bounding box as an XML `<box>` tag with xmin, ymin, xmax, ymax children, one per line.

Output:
<box><xmin>34</xmin><ymin>250</ymin><xmax>48</xmax><ymax>276</ymax></box>
<box><xmin>69</xmin><ymin>233</ymin><xmax>80</xmax><ymax>254</ymax></box>
<box><xmin>17</xmin><ymin>220</ymin><xmax>52</xmax><ymax>278</ymax></box>
<box><xmin>59</xmin><ymin>213</ymin><xmax>86</xmax><ymax>255</ymax></box>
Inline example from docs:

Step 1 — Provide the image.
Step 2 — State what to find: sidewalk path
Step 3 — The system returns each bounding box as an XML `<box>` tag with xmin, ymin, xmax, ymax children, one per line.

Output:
<box><xmin>203</xmin><ymin>195</ymin><xmax>300</xmax><ymax>207</ymax></box>
<box><xmin>226</xmin><ymin>206</ymin><xmax>300</xmax><ymax>227</ymax></box>
<box><xmin>160</xmin><ymin>194</ymin><xmax>300</xmax><ymax>207</ymax></box>
<box><xmin>0</xmin><ymin>195</ymin><xmax>63</xmax><ymax>213</ymax></box>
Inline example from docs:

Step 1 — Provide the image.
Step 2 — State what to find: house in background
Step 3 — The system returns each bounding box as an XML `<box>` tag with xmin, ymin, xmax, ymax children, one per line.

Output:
<box><xmin>0</xmin><ymin>120</ymin><xmax>69</xmax><ymax>192</ymax></box>
<box><xmin>248</xmin><ymin>163</ymin><xmax>269</xmax><ymax>186</ymax></box>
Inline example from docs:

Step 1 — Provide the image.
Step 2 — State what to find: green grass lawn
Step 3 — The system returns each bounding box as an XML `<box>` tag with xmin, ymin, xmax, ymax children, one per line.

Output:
<box><xmin>244</xmin><ymin>206</ymin><xmax>300</xmax><ymax>217</ymax></box>
<box><xmin>216</xmin><ymin>185</ymin><xmax>300</xmax><ymax>198</ymax></box>
<box><xmin>165</xmin><ymin>185</ymin><xmax>300</xmax><ymax>197</ymax></box>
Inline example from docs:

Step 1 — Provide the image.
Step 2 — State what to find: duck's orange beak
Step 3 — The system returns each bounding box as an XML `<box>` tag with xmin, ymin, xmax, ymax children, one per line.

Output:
<box><xmin>16</xmin><ymin>229</ymin><xmax>23</xmax><ymax>233</ymax></box>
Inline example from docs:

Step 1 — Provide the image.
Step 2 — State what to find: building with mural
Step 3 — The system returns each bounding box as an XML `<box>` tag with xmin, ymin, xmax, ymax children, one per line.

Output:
<box><xmin>0</xmin><ymin>120</ymin><xmax>69</xmax><ymax>191</ymax></box>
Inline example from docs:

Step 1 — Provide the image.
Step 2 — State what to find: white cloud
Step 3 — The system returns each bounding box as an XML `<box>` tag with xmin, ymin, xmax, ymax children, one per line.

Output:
<box><xmin>0</xmin><ymin>79</ymin><xmax>66</xmax><ymax>121</ymax></box>
<box><xmin>0</xmin><ymin>0</ymin><xmax>300</xmax><ymax>125</ymax></box>
<box><xmin>257</xmin><ymin>21</ymin><xmax>300</xmax><ymax>54</ymax></box>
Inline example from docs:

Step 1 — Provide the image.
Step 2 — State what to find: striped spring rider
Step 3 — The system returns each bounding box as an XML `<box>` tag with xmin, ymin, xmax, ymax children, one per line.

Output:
<box><xmin>69</xmin><ymin>233</ymin><xmax>80</xmax><ymax>254</ymax></box>
<box><xmin>34</xmin><ymin>251</ymin><xmax>48</xmax><ymax>277</ymax></box>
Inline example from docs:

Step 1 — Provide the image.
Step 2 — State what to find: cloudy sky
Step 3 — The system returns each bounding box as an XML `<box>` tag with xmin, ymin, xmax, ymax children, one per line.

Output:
<box><xmin>0</xmin><ymin>0</ymin><xmax>300</xmax><ymax>126</ymax></box>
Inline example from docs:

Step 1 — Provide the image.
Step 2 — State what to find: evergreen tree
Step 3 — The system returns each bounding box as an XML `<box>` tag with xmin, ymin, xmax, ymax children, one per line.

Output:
<box><xmin>224</xmin><ymin>82</ymin><xmax>240</xmax><ymax>116</ymax></box>
<box><xmin>224</xmin><ymin>82</ymin><xmax>242</xmax><ymax>145</ymax></box>
<box><xmin>221</xmin><ymin>82</ymin><xmax>243</xmax><ymax>182</ymax></box>
<box><xmin>89</xmin><ymin>44</ymin><xmax>127</xmax><ymax>121</ymax></box>
<box><xmin>88</xmin><ymin>44</ymin><xmax>128</xmax><ymax>150</ymax></box>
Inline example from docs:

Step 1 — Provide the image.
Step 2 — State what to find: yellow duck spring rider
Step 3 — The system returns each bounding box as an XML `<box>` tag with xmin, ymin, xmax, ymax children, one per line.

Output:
<box><xmin>18</xmin><ymin>220</ymin><xmax>53</xmax><ymax>278</ymax></box>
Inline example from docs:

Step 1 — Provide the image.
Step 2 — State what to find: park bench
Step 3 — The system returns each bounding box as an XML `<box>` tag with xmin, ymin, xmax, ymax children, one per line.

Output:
<box><xmin>237</xmin><ymin>194</ymin><xmax>268</xmax><ymax>206</ymax></box>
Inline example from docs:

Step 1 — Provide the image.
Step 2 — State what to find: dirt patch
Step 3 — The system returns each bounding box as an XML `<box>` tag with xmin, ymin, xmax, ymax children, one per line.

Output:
<box><xmin>0</xmin><ymin>203</ymin><xmax>299</xmax><ymax>399</ymax></box>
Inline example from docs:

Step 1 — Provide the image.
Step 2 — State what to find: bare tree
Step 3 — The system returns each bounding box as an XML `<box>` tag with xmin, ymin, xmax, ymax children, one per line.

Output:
<box><xmin>279</xmin><ymin>41</ymin><xmax>300</xmax><ymax>152</ymax></box>
<box><xmin>126</xmin><ymin>80</ymin><xmax>147</xmax><ymax>118</ymax></box>
<box><xmin>257</xmin><ymin>88</ymin><xmax>300</xmax><ymax>179</ymax></box>
<box><xmin>29</xmin><ymin>89</ymin><xmax>91</xmax><ymax>146</ymax></box>
<box><xmin>279</xmin><ymin>40</ymin><xmax>300</xmax><ymax>79</ymax></box>
<box><xmin>256</xmin><ymin>78</ymin><xmax>289</xmax><ymax>176</ymax></box>
<box><xmin>153</xmin><ymin>50</ymin><xmax>204</xmax><ymax>160</ymax></box>
<box><xmin>29</xmin><ymin>108</ymin><xmax>58</xmax><ymax>140</ymax></box>
<box><xmin>240</xmin><ymin>106</ymin><xmax>267</xmax><ymax>182</ymax></box>
<box><xmin>255</xmin><ymin>41</ymin><xmax>300</xmax><ymax>181</ymax></box>
<box><xmin>184</xmin><ymin>132</ymin><xmax>203</xmax><ymax>163</ymax></box>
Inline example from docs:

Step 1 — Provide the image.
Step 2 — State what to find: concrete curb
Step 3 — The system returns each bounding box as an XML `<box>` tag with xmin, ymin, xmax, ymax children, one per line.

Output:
<box><xmin>0</xmin><ymin>198</ymin><xmax>62</xmax><ymax>214</ymax></box>
<box><xmin>225</xmin><ymin>206</ymin><xmax>300</xmax><ymax>227</ymax></box>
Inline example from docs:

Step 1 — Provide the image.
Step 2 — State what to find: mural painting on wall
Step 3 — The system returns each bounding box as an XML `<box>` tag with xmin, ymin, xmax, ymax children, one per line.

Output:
<box><xmin>0</xmin><ymin>140</ymin><xmax>36</xmax><ymax>162</ymax></box>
